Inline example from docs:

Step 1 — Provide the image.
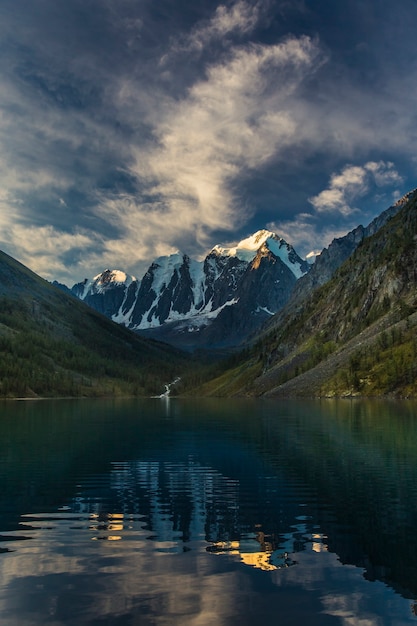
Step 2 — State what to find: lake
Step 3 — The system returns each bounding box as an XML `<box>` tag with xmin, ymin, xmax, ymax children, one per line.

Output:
<box><xmin>1</xmin><ymin>397</ymin><xmax>417</xmax><ymax>625</ymax></box>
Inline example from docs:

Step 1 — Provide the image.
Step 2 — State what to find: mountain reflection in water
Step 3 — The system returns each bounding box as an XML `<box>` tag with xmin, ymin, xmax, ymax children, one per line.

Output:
<box><xmin>0</xmin><ymin>397</ymin><xmax>417</xmax><ymax>625</ymax></box>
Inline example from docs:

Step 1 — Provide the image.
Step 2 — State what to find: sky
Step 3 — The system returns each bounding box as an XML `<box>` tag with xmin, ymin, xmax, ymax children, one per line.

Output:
<box><xmin>1</xmin><ymin>0</ymin><xmax>417</xmax><ymax>284</ymax></box>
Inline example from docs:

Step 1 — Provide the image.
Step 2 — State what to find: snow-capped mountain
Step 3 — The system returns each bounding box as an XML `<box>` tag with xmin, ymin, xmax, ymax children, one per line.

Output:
<box><xmin>71</xmin><ymin>230</ymin><xmax>309</xmax><ymax>349</ymax></box>
<box><xmin>72</xmin><ymin>269</ymin><xmax>140</xmax><ymax>321</ymax></box>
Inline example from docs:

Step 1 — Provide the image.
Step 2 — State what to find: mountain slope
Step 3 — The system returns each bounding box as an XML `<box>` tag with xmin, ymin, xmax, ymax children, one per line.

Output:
<box><xmin>0</xmin><ymin>250</ymin><xmax>187</xmax><ymax>397</ymax></box>
<box><xmin>186</xmin><ymin>188</ymin><xmax>417</xmax><ymax>397</ymax></box>
<box><xmin>260</xmin><ymin>191</ymin><xmax>412</xmax><ymax>334</ymax></box>
<box><xmin>71</xmin><ymin>230</ymin><xmax>309</xmax><ymax>350</ymax></box>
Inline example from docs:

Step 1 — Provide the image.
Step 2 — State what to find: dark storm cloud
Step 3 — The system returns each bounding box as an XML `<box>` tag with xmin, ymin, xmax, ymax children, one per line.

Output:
<box><xmin>0</xmin><ymin>0</ymin><xmax>416</xmax><ymax>282</ymax></box>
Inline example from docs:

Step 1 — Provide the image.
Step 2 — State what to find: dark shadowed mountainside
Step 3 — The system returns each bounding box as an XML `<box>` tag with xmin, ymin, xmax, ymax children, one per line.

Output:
<box><xmin>0</xmin><ymin>250</ymin><xmax>188</xmax><ymax>398</ymax></box>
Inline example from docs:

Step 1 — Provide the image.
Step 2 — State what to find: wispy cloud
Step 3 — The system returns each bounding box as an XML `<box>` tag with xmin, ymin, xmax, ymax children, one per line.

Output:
<box><xmin>165</xmin><ymin>0</ymin><xmax>266</xmax><ymax>57</ymax></box>
<box><xmin>0</xmin><ymin>0</ymin><xmax>416</xmax><ymax>283</ymax></box>
<box><xmin>1</xmin><ymin>220</ymin><xmax>100</xmax><ymax>283</ymax></box>
<box><xmin>0</xmin><ymin>0</ymin><xmax>326</xmax><ymax>281</ymax></box>
<box><xmin>77</xmin><ymin>33</ymin><xmax>323</xmax><ymax>278</ymax></box>
<box><xmin>309</xmin><ymin>161</ymin><xmax>403</xmax><ymax>215</ymax></box>
<box><xmin>268</xmin><ymin>161</ymin><xmax>403</xmax><ymax>257</ymax></box>
<box><xmin>120</xmin><ymin>36</ymin><xmax>322</xmax><ymax>247</ymax></box>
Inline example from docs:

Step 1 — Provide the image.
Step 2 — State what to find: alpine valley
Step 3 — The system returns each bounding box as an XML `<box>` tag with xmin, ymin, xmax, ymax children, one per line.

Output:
<box><xmin>66</xmin><ymin>195</ymin><xmax>408</xmax><ymax>352</ymax></box>
<box><xmin>190</xmin><ymin>188</ymin><xmax>417</xmax><ymax>398</ymax></box>
<box><xmin>1</xmin><ymin>188</ymin><xmax>417</xmax><ymax>398</ymax></box>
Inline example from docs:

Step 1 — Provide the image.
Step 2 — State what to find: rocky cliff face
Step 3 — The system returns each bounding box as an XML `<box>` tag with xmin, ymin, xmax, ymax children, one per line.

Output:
<box><xmin>69</xmin><ymin>191</ymin><xmax>412</xmax><ymax>352</ymax></box>
<box><xmin>71</xmin><ymin>230</ymin><xmax>309</xmax><ymax>350</ymax></box>
<box><xmin>289</xmin><ymin>193</ymin><xmax>412</xmax><ymax>305</ymax></box>
<box><xmin>72</xmin><ymin>270</ymin><xmax>140</xmax><ymax>321</ymax></box>
<box><xmin>236</xmin><ymin>188</ymin><xmax>417</xmax><ymax>398</ymax></box>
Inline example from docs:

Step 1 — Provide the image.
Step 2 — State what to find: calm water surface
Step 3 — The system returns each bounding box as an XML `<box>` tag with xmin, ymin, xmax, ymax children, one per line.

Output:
<box><xmin>1</xmin><ymin>397</ymin><xmax>417</xmax><ymax>625</ymax></box>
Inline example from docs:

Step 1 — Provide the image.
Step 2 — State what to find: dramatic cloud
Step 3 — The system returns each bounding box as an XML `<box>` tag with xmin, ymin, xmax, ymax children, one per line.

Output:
<box><xmin>309</xmin><ymin>162</ymin><xmax>403</xmax><ymax>216</ymax></box>
<box><xmin>163</xmin><ymin>0</ymin><xmax>262</xmax><ymax>55</ymax></box>
<box><xmin>96</xmin><ymin>35</ymin><xmax>322</xmax><ymax>262</ymax></box>
<box><xmin>0</xmin><ymin>0</ymin><xmax>416</xmax><ymax>282</ymax></box>
<box><xmin>268</xmin><ymin>161</ymin><xmax>403</xmax><ymax>256</ymax></box>
<box><xmin>166</xmin><ymin>0</ymin><xmax>265</xmax><ymax>55</ymax></box>
<box><xmin>8</xmin><ymin>225</ymin><xmax>98</xmax><ymax>280</ymax></box>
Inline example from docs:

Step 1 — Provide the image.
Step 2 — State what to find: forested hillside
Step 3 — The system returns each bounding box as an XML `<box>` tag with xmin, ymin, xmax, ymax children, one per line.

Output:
<box><xmin>187</xmin><ymin>189</ymin><xmax>417</xmax><ymax>398</ymax></box>
<box><xmin>0</xmin><ymin>251</ymin><xmax>187</xmax><ymax>398</ymax></box>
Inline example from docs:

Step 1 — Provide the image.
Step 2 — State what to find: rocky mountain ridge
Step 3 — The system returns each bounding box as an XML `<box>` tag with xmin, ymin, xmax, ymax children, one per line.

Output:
<box><xmin>63</xmin><ymin>192</ymin><xmax>411</xmax><ymax>353</ymax></box>
<box><xmin>282</xmin><ymin>189</ymin><xmax>415</xmax><ymax>309</ymax></box>
<box><xmin>70</xmin><ymin>230</ymin><xmax>310</xmax><ymax>350</ymax></box>
<box><xmin>189</xmin><ymin>188</ymin><xmax>417</xmax><ymax>397</ymax></box>
<box><xmin>2</xmin><ymin>188</ymin><xmax>417</xmax><ymax>398</ymax></box>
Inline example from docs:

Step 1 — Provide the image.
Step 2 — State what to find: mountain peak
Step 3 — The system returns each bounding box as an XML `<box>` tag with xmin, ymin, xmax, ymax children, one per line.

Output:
<box><xmin>237</xmin><ymin>229</ymin><xmax>280</xmax><ymax>250</ymax></box>
<box><xmin>210</xmin><ymin>229</ymin><xmax>308</xmax><ymax>279</ymax></box>
<box><xmin>69</xmin><ymin>226</ymin><xmax>309</xmax><ymax>349</ymax></box>
<box><xmin>211</xmin><ymin>229</ymin><xmax>283</xmax><ymax>261</ymax></box>
<box><xmin>153</xmin><ymin>251</ymin><xmax>186</xmax><ymax>266</ymax></box>
<box><xmin>93</xmin><ymin>269</ymin><xmax>135</xmax><ymax>285</ymax></box>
